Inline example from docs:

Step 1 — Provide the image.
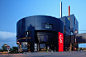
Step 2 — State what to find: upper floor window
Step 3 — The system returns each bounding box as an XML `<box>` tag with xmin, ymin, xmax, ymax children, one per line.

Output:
<box><xmin>71</xmin><ymin>31</ymin><xmax>73</xmax><ymax>35</ymax></box>
<box><xmin>67</xmin><ymin>17</ymin><xmax>70</xmax><ymax>21</ymax></box>
<box><xmin>74</xmin><ymin>18</ymin><xmax>76</xmax><ymax>24</ymax></box>
<box><xmin>45</xmin><ymin>24</ymin><xmax>53</xmax><ymax>29</ymax></box>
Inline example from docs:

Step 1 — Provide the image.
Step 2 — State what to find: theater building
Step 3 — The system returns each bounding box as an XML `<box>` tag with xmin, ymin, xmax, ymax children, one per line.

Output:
<box><xmin>17</xmin><ymin>15</ymin><xmax>64</xmax><ymax>52</ymax></box>
<box><xmin>16</xmin><ymin>2</ymin><xmax>78</xmax><ymax>52</ymax></box>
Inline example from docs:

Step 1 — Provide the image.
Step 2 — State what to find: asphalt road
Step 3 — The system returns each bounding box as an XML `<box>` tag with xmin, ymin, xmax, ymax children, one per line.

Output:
<box><xmin>0</xmin><ymin>51</ymin><xmax>86</xmax><ymax>57</ymax></box>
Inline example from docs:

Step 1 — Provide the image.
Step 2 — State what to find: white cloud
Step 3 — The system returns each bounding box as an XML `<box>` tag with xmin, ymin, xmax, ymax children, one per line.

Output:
<box><xmin>0</xmin><ymin>31</ymin><xmax>16</xmax><ymax>40</ymax></box>
<box><xmin>0</xmin><ymin>31</ymin><xmax>17</xmax><ymax>49</ymax></box>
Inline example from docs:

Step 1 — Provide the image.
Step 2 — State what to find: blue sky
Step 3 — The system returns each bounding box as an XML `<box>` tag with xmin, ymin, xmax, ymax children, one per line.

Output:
<box><xmin>0</xmin><ymin>0</ymin><xmax>86</xmax><ymax>49</ymax></box>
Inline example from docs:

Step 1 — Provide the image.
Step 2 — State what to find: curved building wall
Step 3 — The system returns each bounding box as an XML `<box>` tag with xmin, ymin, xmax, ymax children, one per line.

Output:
<box><xmin>17</xmin><ymin>15</ymin><xmax>64</xmax><ymax>40</ymax></box>
<box><xmin>17</xmin><ymin>15</ymin><xmax>64</xmax><ymax>52</ymax></box>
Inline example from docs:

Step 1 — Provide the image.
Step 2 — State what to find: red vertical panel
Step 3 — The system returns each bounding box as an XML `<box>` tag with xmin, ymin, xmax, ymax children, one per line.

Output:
<box><xmin>58</xmin><ymin>32</ymin><xmax>64</xmax><ymax>52</ymax></box>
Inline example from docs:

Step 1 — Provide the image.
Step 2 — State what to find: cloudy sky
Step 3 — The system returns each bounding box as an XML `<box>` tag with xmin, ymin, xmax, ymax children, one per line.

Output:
<box><xmin>0</xmin><ymin>0</ymin><xmax>86</xmax><ymax>49</ymax></box>
<box><xmin>0</xmin><ymin>31</ymin><xmax>17</xmax><ymax>48</ymax></box>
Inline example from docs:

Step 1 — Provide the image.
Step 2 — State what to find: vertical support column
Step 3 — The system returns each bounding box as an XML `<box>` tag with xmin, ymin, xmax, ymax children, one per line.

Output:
<box><xmin>34</xmin><ymin>43</ymin><xmax>37</xmax><ymax>52</ymax></box>
<box><xmin>70</xmin><ymin>43</ymin><xmax>72</xmax><ymax>51</ymax></box>
<box><xmin>38</xmin><ymin>43</ymin><xmax>39</xmax><ymax>51</ymax></box>
<box><xmin>20</xmin><ymin>44</ymin><xmax>22</xmax><ymax>52</ymax></box>
<box><xmin>18</xmin><ymin>44</ymin><xmax>20</xmax><ymax>52</ymax></box>
<box><xmin>30</xmin><ymin>41</ymin><xmax>34</xmax><ymax>52</ymax></box>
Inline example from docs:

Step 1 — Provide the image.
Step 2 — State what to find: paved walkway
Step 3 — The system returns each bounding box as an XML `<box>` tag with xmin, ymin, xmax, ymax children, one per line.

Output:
<box><xmin>0</xmin><ymin>51</ymin><xmax>86</xmax><ymax>57</ymax></box>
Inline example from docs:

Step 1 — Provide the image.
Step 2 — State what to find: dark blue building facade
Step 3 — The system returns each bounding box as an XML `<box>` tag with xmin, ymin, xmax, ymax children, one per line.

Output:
<box><xmin>17</xmin><ymin>15</ymin><xmax>64</xmax><ymax>52</ymax></box>
<box><xmin>60</xmin><ymin>16</ymin><xmax>70</xmax><ymax>51</ymax></box>
<box><xmin>17</xmin><ymin>14</ymin><xmax>78</xmax><ymax>52</ymax></box>
<box><xmin>60</xmin><ymin>14</ymin><xmax>78</xmax><ymax>51</ymax></box>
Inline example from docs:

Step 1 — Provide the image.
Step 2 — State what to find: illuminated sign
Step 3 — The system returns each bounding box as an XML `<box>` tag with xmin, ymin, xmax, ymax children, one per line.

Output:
<box><xmin>58</xmin><ymin>32</ymin><xmax>64</xmax><ymax>52</ymax></box>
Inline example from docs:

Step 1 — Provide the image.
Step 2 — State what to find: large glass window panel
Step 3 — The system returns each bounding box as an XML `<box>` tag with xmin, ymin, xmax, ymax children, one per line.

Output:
<box><xmin>21</xmin><ymin>42</ymin><xmax>28</xmax><ymax>49</ymax></box>
<box><xmin>49</xmin><ymin>25</ymin><xmax>52</xmax><ymax>29</ymax></box>
<box><xmin>45</xmin><ymin>24</ymin><xmax>52</xmax><ymax>29</ymax></box>
<box><xmin>45</xmin><ymin>24</ymin><xmax>49</xmax><ymax>28</ymax></box>
<box><xmin>40</xmin><ymin>44</ymin><xmax>45</xmax><ymax>48</ymax></box>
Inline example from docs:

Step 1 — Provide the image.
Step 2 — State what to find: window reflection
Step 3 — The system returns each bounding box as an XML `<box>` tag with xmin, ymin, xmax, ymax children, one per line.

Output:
<box><xmin>45</xmin><ymin>24</ymin><xmax>52</xmax><ymax>29</ymax></box>
<box><xmin>21</xmin><ymin>42</ymin><xmax>28</xmax><ymax>49</ymax></box>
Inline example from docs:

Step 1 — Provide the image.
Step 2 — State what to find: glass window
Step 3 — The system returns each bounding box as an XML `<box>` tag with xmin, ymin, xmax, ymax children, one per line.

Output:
<box><xmin>40</xmin><ymin>44</ymin><xmax>45</xmax><ymax>48</ymax></box>
<box><xmin>21</xmin><ymin>42</ymin><xmax>28</xmax><ymax>49</ymax></box>
<box><xmin>50</xmin><ymin>25</ymin><xmax>52</xmax><ymax>29</ymax></box>
<box><xmin>74</xmin><ymin>18</ymin><xmax>76</xmax><ymax>24</ymax></box>
<box><xmin>67</xmin><ymin>17</ymin><xmax>70</xmax><ymax>21</ymax></box>
<box><xmin>45</xmin><ymin>24</ymin><xmax>52</xmax><ymax>29</ymax></box>
<box><xmin>45</xmin><ymin>24</ymin><xmax>49</xmax><ymax>28</ymax></box>
<box><xmin>71</xmin><ymin>32</ymin><xmax>73</xmax><ymax>35</ymax></box>
<box><xmin>38</xmin><ymin>35</ymin><xmax>48</xmax><ymax>42</ymax></box>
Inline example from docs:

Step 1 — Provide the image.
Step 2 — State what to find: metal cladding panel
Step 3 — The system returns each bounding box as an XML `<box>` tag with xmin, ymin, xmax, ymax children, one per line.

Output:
<box><xmin>17</xmin><ymin>15</ymin><xmax>64</xmax><ymax>42</ymax></box>
<box><xmin>76</xmin><ymin>33</ymin><xmax>86</xmax><ymax>43</ymax></box>
<box><xmin>67</xmin><ymin>15</ymin><xmax>74</xmax><ymax>30</ymax></box>
<box><xmin>60</xmin><ymin>16</ymin><xmax>70</xmax><ymax>35</ymax></box>
<box><xmin>75</xmin><ymin>19</ymin><xmax>78</xmax><ymax>31</ymax></box>
<box><xmin>25</xmin><ymin>17</ymin><xmax>35</xmax><ymax>31</ymax></box>
<box><xmin>67</xmin><ymin>14</ymin><xmax>78</xmax><ymax>34</ymax></box>
<box><xmin>60</xmin><ymin>17</ymin><xmax>65</xmax><ymax>26</ymax></box>
<box><xmin>65</xmin><ymin>17</ymin><xmax>70</xmax><ymax>28</ymax></box>
<box><xmin>60</xmin><ymin>16</ymin><xmax>70</xmax><ymax>28</ymax></box>
<box><xmin>71</xmin><ymin>35</ymin><xmax>75</xmax><ymax>43</ymax></box>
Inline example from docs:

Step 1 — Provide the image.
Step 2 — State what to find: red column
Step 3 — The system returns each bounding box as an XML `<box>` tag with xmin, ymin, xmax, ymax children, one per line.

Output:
<box><xmin>58</xmin><ymin>32</ymin><xmax>64</xmax><ymax>52</ymax></box>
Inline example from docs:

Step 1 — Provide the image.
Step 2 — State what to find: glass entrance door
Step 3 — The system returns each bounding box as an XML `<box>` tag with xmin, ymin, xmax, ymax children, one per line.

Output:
<box><xmin>39</xmin><ymin>43</ymin><xmax>46</xmax><ymax>51</ymax></box>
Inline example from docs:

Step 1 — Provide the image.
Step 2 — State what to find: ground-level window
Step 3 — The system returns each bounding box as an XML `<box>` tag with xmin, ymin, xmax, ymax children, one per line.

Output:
<box><xmin>21</xmin><ymin>42</ymin><xmax>28</xmax><ymax>49</ymax></box>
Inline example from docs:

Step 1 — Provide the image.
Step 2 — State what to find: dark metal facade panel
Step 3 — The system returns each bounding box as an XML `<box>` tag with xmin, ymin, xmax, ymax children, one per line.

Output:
<box><xmin>76</xmin><ymin>33</ymin><xmax>86</xmax><ymax>43</ymax></box>
<box><xmin>67</xmin><ymin>14</ymin><xmax>78</xmax><ymax>34</ymax></box>
<box><xmin>17</xmin><ymin>15</ymin><xmax>64</xmax><ymax>42</ymax></box>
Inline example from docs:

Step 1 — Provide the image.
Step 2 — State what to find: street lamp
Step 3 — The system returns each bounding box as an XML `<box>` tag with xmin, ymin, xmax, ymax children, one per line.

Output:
<box><xmin>75</xmin><ymin>30</ymin><xmax>78</xmax><ymax>43</ymax></box>
<box><xmin>17</xmin><ymin>42</ymin><xmax>20</xmax><ymax>44</ymax></box>
<box><xmin>4</xmin><ymin>44</ymin><xmax>7</xmax><ymax>47</ymax></box>
<box><xmin>17</xmin><ymin>42</ymin><xmax>20</xmax><ymax>52</ymax></box>
<box><xmin>26</xmin><ymin>31</ymin><xmax>29</xmax><ymax>52</ymax></box>
<box><xmin>75</xmin><ymin>31</ymin><xmax>78</xmax><ymax>34</ymax></box>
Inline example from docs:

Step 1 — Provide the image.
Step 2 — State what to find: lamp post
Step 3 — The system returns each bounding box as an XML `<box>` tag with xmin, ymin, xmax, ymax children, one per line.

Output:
<box><xmin>26</xmin><ymin>31</ymin><xmax>29</xmax><ymax>52</ymax></box>
<box><xmin>17</xmin><ymin>42</ymin><xmax>20</xmax><ymax>52</ymax></box>
<box><xmin>4</xmin><ymin>44</ymin><xmax>7</xmax><ymax>51</ymax></box>
<box><xmin>75</xmin><ymin>31</ymin><xmax>78</xmax><ymax>43</ymax></box>
<box><xmin>75</xmin><ymin>30</ymin><xmax>78</xmax><ymax>51</ymax></box>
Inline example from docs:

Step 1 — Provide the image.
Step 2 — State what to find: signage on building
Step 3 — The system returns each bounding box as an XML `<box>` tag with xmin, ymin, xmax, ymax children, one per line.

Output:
<box><xmin>58</xmin><ymin>32</ymin><xmax>64</xmax><ymax>52</ymax></box>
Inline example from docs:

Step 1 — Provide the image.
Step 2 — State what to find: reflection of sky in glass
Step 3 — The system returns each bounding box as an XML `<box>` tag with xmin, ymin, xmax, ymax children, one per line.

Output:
<box><xmin>40</xmin><ymin>44</ymin><xmax>45</xmax><ymax>48</ymax></box>
<box><xmin>40</xmin><ymin>36</ymin><xmax>47</xmax><ymax>41</ymax></box>
<box><xmin>21</xmin><ymin>42</ymin><xmax>27</xmax><ymax>48</ymax></box>
<box><xmin>44</xmin><ymin>38</ymin><xmax>46</xmax><ymax>41</ymax></box>
<box><xmin>79</xmin><ymin>43</ymin><xmax>86</xmax><ymax>48</ymax></box>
